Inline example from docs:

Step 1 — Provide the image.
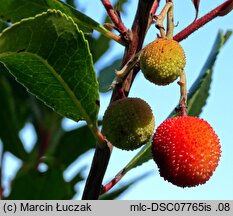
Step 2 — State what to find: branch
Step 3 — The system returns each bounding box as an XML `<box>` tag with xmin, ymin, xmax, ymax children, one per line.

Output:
<box><xmin>82</xmin><ymin>0</ymin><xmax>155</xmax><ymax>200</ymax></box>
<box><xmin>174</xmin><ymin>0</ymin><xmax>233</xmax><ymax>42</ymax></box>
<box><xmin>147</xmin><ymin>0</ymin><xmax>161</xmax><ymax>31</ymax></box>
<box><xmin>100</xmin><ymin>0</ymin><xmax>128</xmax><ymax>35</ymax></box>
<box><xmin>118</xmin><ymin>0</ymin><xmax>155</xmax><ymax>98</ymax></box>
<box><xmin>150</xmin><ymin>0</ymin><xmax>161</xmax><ymax>16</ymax></box>
<box><xmin>82</xmin><ymin>143</ymin><xmax>112</xmax><ymax>199</ymax></box>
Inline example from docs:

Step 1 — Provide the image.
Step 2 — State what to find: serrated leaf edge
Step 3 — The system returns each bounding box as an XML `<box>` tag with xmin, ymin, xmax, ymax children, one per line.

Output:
<box><xmin>0</xmin><ymin>9</ymin><xmax>99</xmax><ymax>127</ymax></box>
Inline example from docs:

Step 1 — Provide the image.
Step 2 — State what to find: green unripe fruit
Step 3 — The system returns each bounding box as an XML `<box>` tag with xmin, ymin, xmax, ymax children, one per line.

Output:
<box><xmin>140</xmin><ymin>38</ymin><xmax>186</xmax><ymax>85</ymax></box>
<box><xmin>102</xmin><ymin>98</ymin><xmax>155</xmax><ymax>150</ymax></box>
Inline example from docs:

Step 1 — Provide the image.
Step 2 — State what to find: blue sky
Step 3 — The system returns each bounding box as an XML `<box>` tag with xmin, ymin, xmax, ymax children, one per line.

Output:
<box><xmin>1</xmin><ymin>0</ymin><xmax>233</xmax><ymax>200</ymax></box>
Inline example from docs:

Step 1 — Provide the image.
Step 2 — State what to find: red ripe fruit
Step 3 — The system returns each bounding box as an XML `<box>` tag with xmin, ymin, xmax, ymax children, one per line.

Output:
<box><xmin>152</xmin><ymin>116</ymin><xmax>221</xmax><ymax>187</ymax></box>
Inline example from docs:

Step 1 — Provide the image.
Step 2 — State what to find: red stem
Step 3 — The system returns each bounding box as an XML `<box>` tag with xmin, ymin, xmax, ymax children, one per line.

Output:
<box><xmin>174</xmin><ymin>0</ymin><xmax>233</xmax><ymax>42</ymax></box>
<box><xmin>101</xmin><ymin>0</ymin><xmax>128</xmax><ymax>35</ymax></box>
<box><xmin>101</xmin><ymin>174</ymin><xmax>122</xmax><ymax>194</ymax></box>
<box><xmin>180</xmin><ymin>105</ymin><xmax>187</xmax><ymax>116</ymax></box>
<box><xmin>150</xmin><ymin>0</ymin><xmax>161</xmax><ymax>15</ymax></box>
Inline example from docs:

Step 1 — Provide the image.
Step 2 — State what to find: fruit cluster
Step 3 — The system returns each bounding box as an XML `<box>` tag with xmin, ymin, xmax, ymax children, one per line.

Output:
<box><xmin>102</xmin><ymin>38</ymin><xmax>221</xmax><ymax>187</ymax></box>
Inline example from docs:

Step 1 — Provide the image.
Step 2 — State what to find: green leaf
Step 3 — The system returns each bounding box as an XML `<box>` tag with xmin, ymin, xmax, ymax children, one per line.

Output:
<box><xmin>119</xmin><ymin>30</ymin><xmax>232</xmax><ymax>175</ymax></box>
<box><xmin>0</xmin><ymin>76</ymin><xmax>28</xmax><ymax>160</ymax></box>
<box><xmin>52</xmin><ymin>125</ymin><xmax>96</xmax><ymax>168</ymax></box>
<box><xmin>0</xmin><ymin>10</ymin><xmax>99</xmax><ymax>126</ymax></box>
<box><xmin>2</xmin><ymin>60</ymin><xmax>63</xmax><ymax>138</ymax></box>
<box><xmin>87</xmin><ymin>35</ymin><xmax>112</xmax><ymax>63</ymax></box>
<box><xmin>0</xmin><ymin>0</ymin><xmax>116</xmax><ymax>38</ymax></box>
<box><xmin>8</xmin><ymin>165</ymin><xmax>75</xmax><ymax>199</ymax></box>
<box><xmin>0</xmin><ymin>19</ymin><xmax>8</xmax><ymax>32</ymax></box>
<box><xmin>0</xmin><ymin>0</ymin><xmax>89</xmax><ymax>33</ymax></box>
<box><xmin>0</xmin><ymin>63</ymin><xmax>30</xmax><ymax>103</ymax></box>
<box><xmin>186</xmin><ymin>30</ymin><xmax>232</xmax><ymax>116</ymax></box>
<box><xmin>123</xmin><ymin>141</ymin><xmax>152</xmax><ymax>171</ymax></box>
<box><xmin>65</xmin><ymin>0</ymin><xmax>76</xmax><ymax>8</ymax></box>
<box><xmin>0</xmin><ymin>63</ymin><xmax>38</xmax><ymax>133</ymax></box>
<box><xmin>98</xmin><ymin>59</ymin><xmax>122</xmax><ymax>92</ymax></box>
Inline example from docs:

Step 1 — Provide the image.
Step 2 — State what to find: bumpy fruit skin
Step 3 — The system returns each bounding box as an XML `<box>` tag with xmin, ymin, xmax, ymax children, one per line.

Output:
<box><xmin>140</xmin><ymin>38</ymin><xmax>186</xmax><ymax>85</ymax></box>
<box><xmin>152</xmin><ymin>116</ymin><xmax>221</xmax><ymax>187</ymax></box>
<box><xmin>102</xmin><ymin>98</ymin><xmax>155</xmax><ymax>150</ymax></box>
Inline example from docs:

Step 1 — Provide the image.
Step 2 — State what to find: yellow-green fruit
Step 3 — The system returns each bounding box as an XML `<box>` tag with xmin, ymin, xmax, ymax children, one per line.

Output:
<box><xmin>102</xmin><ymin>98</ymin><xmax>155</xmax><ymax>150</ymax></box>
<box><xmin>140</xmin><ymin>38</ymin><xmax>186</xmax><ymax>85</ymax></box>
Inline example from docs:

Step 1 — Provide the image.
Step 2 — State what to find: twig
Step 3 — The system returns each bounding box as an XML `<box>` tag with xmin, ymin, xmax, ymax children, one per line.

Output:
<box><xmin>174</xmin><ymin>0</ymin><xmax>233</xmax><ymax>42</ymax></box>
<box><xmin>166</xmin><ymin>0</ymin><xmax>174</xmax><ymax>39</ymax></box>
<box><xmin>148</xmin><ymin>0</ymin><xmax>161</xmax><ymax>28</ymax></box>
<box><xmin>150</xmin><ymin>0</ymin><xmax>161</xmax><ymax>16</ymax></box>
<box><xmin>100</xmin><ymin>0</ymin><xmax>128</xmax><ymax>35</ymax></box>
<box><xmin>177</xmin><ymin>71</ymin><xmax>188</xmax><ymax>116</ymax></box>
<box><xmin>153</xmin><ymin>1</ymin><xmax>173</xmax><ymax>38</ymax></box>
<box><xmin>101</xmin><ymin>141</ymin><xmax>152</xmax><ymax>194</ymax></box>
<box><xmin>115</xmin><ymin>50</ymin><xmax>143</xmax><ymax>78</ymax></box>
<box><xmin>112</xmin><ymin>0</ymin><xmax>155</xmax><ymax>101</ymax></box>
<box><xmin>101</xmin><ymin>169</ymin><xmax>126</xmax><ymax>194</ymax></box>
<box><xmin>99</xmin><ymin>28</ymin><xmax>126</xmax><ymax>45</ymax></box>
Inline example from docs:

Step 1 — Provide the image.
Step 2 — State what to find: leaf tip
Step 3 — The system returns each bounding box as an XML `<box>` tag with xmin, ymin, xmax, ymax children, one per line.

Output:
<box><xmin>191</xmin><ymin>0</ymin><xmax>200</xmax><ymax>21</ymax></box>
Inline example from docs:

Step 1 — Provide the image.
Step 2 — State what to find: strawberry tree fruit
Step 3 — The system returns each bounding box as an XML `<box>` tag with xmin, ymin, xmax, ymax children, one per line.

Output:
<box><xmin>152</xmin><ymin>116</ymin><xmax>221</xmax><ymax>187</ymax></box>
<box><xmin>140</xmin><ymin>38</ymin><xmax>186</xmax><ymax>85</ymax></box>
<box><xmin>102</xmin><ymin>98</ymin><xmax>155</xmax><ymax>150</ymax></box>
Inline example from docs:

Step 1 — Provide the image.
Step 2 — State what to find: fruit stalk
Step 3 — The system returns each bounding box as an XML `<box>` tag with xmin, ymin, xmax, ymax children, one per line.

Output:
<box><xmin>166</xmin><ymin>0</ymin><xmax>174</xmax><ymax>39</ymax></box>
<box><xmin>177</xmin><ymin>70</ymin><xmax>188</xmax><ymax>116</ymax></box>
<box><xmin>115</xmin><ymin>50</ymin><xmax>143</xmax><ymax>79</ymax></box>
<box><xmin>154</xmin><ymin>1</ymin><xmax>173</xmax><ymax>38</ymax></box>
